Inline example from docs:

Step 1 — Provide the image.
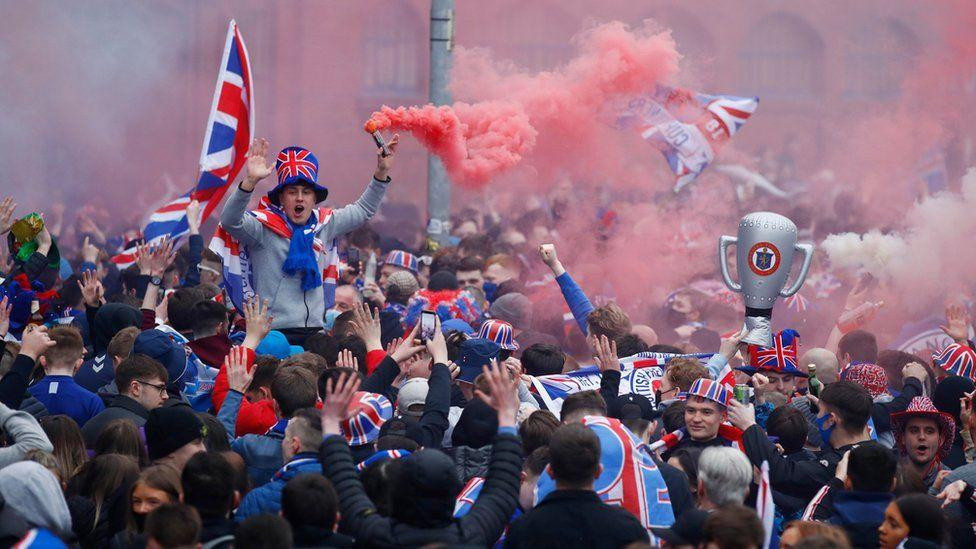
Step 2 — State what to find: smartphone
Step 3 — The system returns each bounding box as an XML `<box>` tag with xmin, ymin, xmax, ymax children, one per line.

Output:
<box><xmin>346</xmin><ymin>247</ymin><xmax>361</xmax><ymax>267</ymax></box>
<box><xmin>420</xmin><ymin>310</ymin><xmax>437</xmax><ymax>343</ymax></box>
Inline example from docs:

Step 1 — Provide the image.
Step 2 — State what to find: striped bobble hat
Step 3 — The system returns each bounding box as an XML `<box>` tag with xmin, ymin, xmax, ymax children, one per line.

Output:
<box><xmin>686</xmin><ymin>378</ymin><xmax>730</xmax><ymax>408</ymax></box>
<box><xmin>476</xmin><ymin>319</ymin><xmax>519</xmax><ymax>351</ymax></box>
<box><xmin>339</xmin><ymin>391</ymin><xmax>393</xmax><ymax>446</ymax></box>
<box><xmin>384</xmin><ymin>250</ymin><xmax>419</xmax><ymax>274</ymax></box>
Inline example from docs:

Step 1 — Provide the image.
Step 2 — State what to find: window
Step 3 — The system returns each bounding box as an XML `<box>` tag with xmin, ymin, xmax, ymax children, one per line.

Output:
<box><xmin>363</xmin><ymin>1</ymin><xmax>424</xmax><ymax>94</ymax></box>
<box><xmin>739</xmin><ymin>13</ymin><xmax>824</xmax><ymax>100</ymax></box>
<box><xmin>843</xmin><ymin>19</ymin><xmax>919</xmax><ymax>100</ymax></box>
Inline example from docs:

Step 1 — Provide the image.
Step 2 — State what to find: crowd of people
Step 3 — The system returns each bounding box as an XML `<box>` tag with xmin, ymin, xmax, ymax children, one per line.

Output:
<box><xmin>0</xmin><ymin>134</ymin><xmax>974</xmax><ymax>549</ymax></box>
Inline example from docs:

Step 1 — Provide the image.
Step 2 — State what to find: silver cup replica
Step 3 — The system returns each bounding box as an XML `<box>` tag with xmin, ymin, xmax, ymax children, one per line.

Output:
<box><xmin>718</xmin><ymin>212</ymin><xmax>813</xmax><ymax>347</ymax></box>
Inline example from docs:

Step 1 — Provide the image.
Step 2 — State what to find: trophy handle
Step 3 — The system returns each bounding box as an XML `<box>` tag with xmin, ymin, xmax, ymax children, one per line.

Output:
<box><xmin>718</xmin><ymin>235</ymin><xmax>741</xmax><ymax>292</ymax></box>
<box><xmin>780</xmin><ymin>243</ymin><xmax>814</xmax><ymax>297</ymax></box>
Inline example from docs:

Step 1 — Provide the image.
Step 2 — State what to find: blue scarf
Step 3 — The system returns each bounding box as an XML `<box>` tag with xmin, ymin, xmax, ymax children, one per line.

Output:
<box><xmin>282</xmin><ymin>217</ymin><xmax>322</xmax><ymax>292</ymax></box>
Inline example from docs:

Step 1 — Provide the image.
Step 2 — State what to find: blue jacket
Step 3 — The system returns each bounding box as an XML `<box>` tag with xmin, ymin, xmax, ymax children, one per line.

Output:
<box><xmin>555</xmin><ymin>271</ymin><xmax>595</xmax><ymax>336</ymax></box>
<box><xmin>235</xmin><ymin>452</ymin><xmax>321</xmax><ymax>522</ymax></box>
<box><xmin>75</xmin><ymin>354</ymin><xmax>114</xmax><ymax>394</ymax></box>
<box><xmin>28</xmin><ymin>375</ymin><xmax>104</xmax><ymax>427</ymax></box>
<box><xmin>217</xmin><ymin>389</ymin><xmax>284</xmax><ymax>487</ymax></box>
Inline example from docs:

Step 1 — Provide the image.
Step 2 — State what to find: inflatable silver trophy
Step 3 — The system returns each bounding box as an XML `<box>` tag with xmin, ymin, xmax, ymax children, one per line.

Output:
<box><xmin>718</xmin><ymin>212</ymin><xmax>814</xmax><ymax>347</ymax></box>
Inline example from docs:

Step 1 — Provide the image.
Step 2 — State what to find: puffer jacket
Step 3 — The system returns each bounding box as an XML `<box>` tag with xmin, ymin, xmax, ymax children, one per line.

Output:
<box><xmin>451</xmin><ymin>445</ymin><xmax>491</xmax><ymax>484</ymax></box>
<box><xmin>320</xmin><ymin>430</ymin><xmax>522</xmax><ymax>548</ymax></box>
<box><xmin>235</xmin><ymin>453</ymin><xmax>322</xmax><ymax>522</ymax></box>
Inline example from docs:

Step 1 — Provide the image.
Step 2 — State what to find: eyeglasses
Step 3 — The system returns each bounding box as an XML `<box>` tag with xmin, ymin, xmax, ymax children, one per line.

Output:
<box><xmin>136</xmin><ymin>380</ymin><xmax>167</xmax><ymax>396</ymax></box>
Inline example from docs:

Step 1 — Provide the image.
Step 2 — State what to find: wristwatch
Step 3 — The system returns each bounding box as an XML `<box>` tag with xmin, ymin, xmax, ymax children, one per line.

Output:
<box><xmin>149</xmin><ymin>275</ymin><xmax>163</xmax><ymax>287</ymax></box>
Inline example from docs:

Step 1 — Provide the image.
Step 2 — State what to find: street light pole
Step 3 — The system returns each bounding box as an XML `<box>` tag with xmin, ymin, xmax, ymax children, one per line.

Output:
<box><xmin>426</xmin><ymin>0</ymin><xmax>454</xmax><ymax>248</ymax></box>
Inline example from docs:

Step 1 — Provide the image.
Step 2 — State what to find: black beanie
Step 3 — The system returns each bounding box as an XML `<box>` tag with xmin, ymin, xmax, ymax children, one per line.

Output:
<box><xmin>933</xmin><ymin>375</ymin><xmax>976</xmax><ymax>425</ymax></box>
<box><xmin>145</xmin><ymin>406</ymin><xmax>205</xmax><ymax>461</ymax></box>
<box><xmin>451</xmin><ymin>398</ymin><xmax>498</xmax><ymax>449</ymax></box>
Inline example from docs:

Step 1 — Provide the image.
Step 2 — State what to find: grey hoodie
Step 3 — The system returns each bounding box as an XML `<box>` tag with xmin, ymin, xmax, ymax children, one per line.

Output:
<box><xmin>219</xmin><ymin>178</ymin><xmax>389</xmax><ymax>330</ymax></box>
<box><xmin>0</xmin><ymin>402</ymin><xmax>53</xmax><ymax>469</ymax></box>
<box><xmin>0</xmin><ymin>461</ymin><xmax>72</xmax><ymax>536</ymax></box>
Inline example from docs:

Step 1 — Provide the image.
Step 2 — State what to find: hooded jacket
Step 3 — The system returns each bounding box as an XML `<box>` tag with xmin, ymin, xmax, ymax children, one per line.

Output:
<box><xmin>80</xmin><ymin>394</ymin><xmax>150</xmax><ymax>447</ymax></box>
<box><xmin>319</xmin><ymin>429</ymin><xmax>522</xmax><ymax>548</ymax></box>
<box><xmin>235</xmin><ymin>452</ymin><xmax>322</xmax><ymax>522</ymax></box>
<box><xmin>75</xmin><ymin>303</ymin><xmax>141</xmax><ymax>393</ymax></box>
<box><xmin>217</xmin><ymin>389</ymin><xmax>284</xmax><ymax>486</ymax></box>
<box><xmin>218</xmin><ymin>179</ymin><xmax>389</xmax><ymax>330</ymax></box>
<box><xmin>0</xmin><ymin>461</ymin><xmax>73</xmax><ymax>538</ymax></box>
<box><xmin>0</xmin><ymin>402</ymin><xmax>53</xmax><ymax>469</ymax></box>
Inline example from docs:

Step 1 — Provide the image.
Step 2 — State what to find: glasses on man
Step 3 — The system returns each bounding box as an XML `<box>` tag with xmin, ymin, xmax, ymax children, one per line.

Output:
<box><xmin>136</xmin><ymin>380</ymin><xmax>167</xmax><ymax>396</ymax></box>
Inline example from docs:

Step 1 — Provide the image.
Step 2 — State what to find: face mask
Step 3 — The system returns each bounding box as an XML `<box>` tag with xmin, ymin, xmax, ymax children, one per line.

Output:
<box><xmin>483</xmin><ymin>281</ymin><xmax>498</xmax><ymax>302</ymax></box>
<box><xmin>815</xmin><ymin>413</ymin><xmax>835</xmax><ymax>447</ymax></box>
<box><xmin>133</xmin><ymin>512</ymin><xmax>147</xmax><ymax>531</ymax></box>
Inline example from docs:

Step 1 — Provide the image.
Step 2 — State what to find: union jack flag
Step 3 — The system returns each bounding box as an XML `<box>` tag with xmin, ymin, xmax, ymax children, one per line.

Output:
<box><xmin>477</xmin><ymin>319</ymin><xmax>519</xmax><ymax>351</ymax></box>
<box><xmin>536</xmin><ymin>416</ymin><xmax>674</xmax><ymax>536</ymax></box>
<box><xmin>619</xmin><ymin>85</ymin><xmax>759</xmax><ymax>193</ymax></box>
<box><xmin>340</xmin><ymin>391</ymin><xmax>392</xmax><ymax>446</ymax></box>
<box><xmin>112</xmin><ymin>20</ymin><xmax>253</xmax><ymax>267</ymax></box>
<box><xmin>747</xmin><ymin>329</ymin><xmax>800</xmax><ymax>374</ymax></box>
<box><xmin>276</xmin><ymin>148</ymin><xmax>317</xmax><ymax>183</ymax></box>
<box><xmin>786</xmin><ymin>292</ymin><xmax>809</xmax><ymax>313</ymax></box>
<box><xmin>933</xmin><ymin>343</ymin><xmax>976</xmax><ymax>381</ymax></box>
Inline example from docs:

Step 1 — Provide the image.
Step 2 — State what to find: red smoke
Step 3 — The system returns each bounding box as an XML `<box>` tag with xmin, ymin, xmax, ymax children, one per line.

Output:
<box><xmin>365</xmin><ymin>21</ymin><xmax>679</xmax><ymax>188</ymax></box>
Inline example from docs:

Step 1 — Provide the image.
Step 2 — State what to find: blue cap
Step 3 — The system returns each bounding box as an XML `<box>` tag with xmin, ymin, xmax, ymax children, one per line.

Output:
<box><xmin>457</xmin><ymin>338</ymin><xmax>500</xmax><ymax>383</ymax></box>
<box><xmin>256</xmin><ymin>330</ymin><xmax>303</xmax><ymax>359</ymax></box>
<box><xmin>132</xmin><ymin>330</ymin><xmax>188</xmax><ymax>388</ymax></box>
<box><xmin>441</xmin><ymin>318</ymin><xmax>474</xmax><ymax>336</ymax></box>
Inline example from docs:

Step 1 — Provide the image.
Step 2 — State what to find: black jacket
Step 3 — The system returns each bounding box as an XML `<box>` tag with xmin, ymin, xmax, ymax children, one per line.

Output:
<box><xmin>80</xmin><ymin>395</ymin><xmax>149</xmax><ymax>447</ymax></box>
<box><xmin>320</xmin><ymin>431</ymin><xmax>522</xmax><ymax>548</ymax></box>
<box><xmin>363</xmin><ymin>358</ymin><xmax>450</xmax><ymax>449</ymax></box>
<box><xmin>810</xmin><ymin>479</ymin><xmax>892</xmax><ymax>549</ymax></box>
<box><xmin>741</xmin><ymin>423</ymin><xmax>869</xmax><ymax>503</ymax></box>
<box><xmin>504</xmin><ymin>489</ymin><xmax>648</xmax><ymax>549</ymax></box>
<box><xmin>292</xmin><ymin>525</ymin><xmax>355</xmax><ymax>548</ymax></box>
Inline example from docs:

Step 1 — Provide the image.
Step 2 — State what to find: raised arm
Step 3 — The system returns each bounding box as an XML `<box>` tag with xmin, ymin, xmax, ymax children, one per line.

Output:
<box><xmin>183</xmin><ymin>200</ymin><xmax>204</xmax><ymax>287</ymax></box>
<box><xmin>540</xmin><ymin>244</ymin><xmax>594</xmax><ymax>335</ymax></box>
<box><xmin>320</xmin><ymin>373</ymin><xmax>394</xmax><ymax>545</ymax></box>
<box><xmin>0</xmin><ymin>402</ymin><xmax>53</xmax><ymax>468</ymax></box>
<box><xmin>327</xmin><ymin>135</ymin><xmax>399</xmax><ymax>236</ymax></box>
<box><xmin>219</xmin><ymin>138</ymin><xmax>274</xmax><ymax>246</ymax></box>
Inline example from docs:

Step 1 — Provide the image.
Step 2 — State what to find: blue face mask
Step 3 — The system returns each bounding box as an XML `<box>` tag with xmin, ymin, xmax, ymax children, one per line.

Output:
<box><xmin>483</xmin><ymin>281</ymin><xmax>499</xmax><ymax>303</ymax></box>
<box><xmin>815</xmin><ymin>413</ymin><xmax>835</xmax><ymax>447</ymax></box>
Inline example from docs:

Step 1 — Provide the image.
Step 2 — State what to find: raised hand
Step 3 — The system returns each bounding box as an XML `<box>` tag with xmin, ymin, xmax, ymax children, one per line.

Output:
<box><xmin>0</xmin><ymin>296</ymin><xmax>11</xmax><ymax>338</ymax></box>
<box><xmin>538</xmin><ymin>243</ymin><xmax>565</xmax><ymax>276</ymax></box>
<box><xmin>936</xmin><ymin>479</ymin><xmax>967</xmax><ymax>508</ymax></box>
<box><xmin>225</xmin><ymin>345</ymin><xmax>254</xmax><ymax>393</ymax></box>
<box><xmin>244</xmin><ymin>138</ymin><xmax>274</xmax><ymax>189</ymax></box>
<box><xmin>903</xmin><ymin>362</ymin><xmax>929</xmax><ymax>384</ymax></box>
<box><xmin>81</xmin><ymin>236</ymin><xmax>100</xmax><ymax>265</ymax></box>
<box><xmin>242</xmin><ymin>296</ymin><xmax>273</xmax><ymax>349</ymax></box>
<box><xmin>321</xmin><ymin>373</ymin><xmax>362</xmax><ymax>435</ymax></box>
<box><xmin>593</xmin><ymin>334</ymin><xmax>620</xmax><ymax>372</ymax></box>
<box><xmin>727</xmin><ymin>398</ymin><xmax>757</xmax><ymax>431</ymax></box>
<box><xmin>719</xmin><ymin>327</ymin><xmax>748</xmax><ymax>360</ymax></box>
<box><xmin>0</xmin><ymin>197</ymin><xmax>16</xmax><ymax>234</ymax></box>
<box><xmin>20</xmin><ymin>324</ymin><xmax>56</xmax><ymax>361</ymax></box>
<box><xmin>186</xmin><ymin>199</ymin><xmax>202</xmax><ymax>234</ymax></box>
<box><xmin>78</xmin><ymin>270</ymin><xmax>105</xmax><ymax>307</ymax></box>
<box><xmin>336</xmin><ymin>349</ymin><xmax>359</xmax><ymax>370</ymax></box>
<box><xmin>941</xmin><ymin>303</ymin><xmax>971</xmax><ymax>343</ymax></box>
<box><xmin>391</xmin><ymin>322</ymin><xmax>426</xmax><ymax>364</ymax></box>
<box><xmin>135</xmin><ymin>241</ymin><xmax>153</xmax><ymax>276</ymax></box>
<box><xmin>424</xmin><ymin>316</ymin><xmax>449</xmax><ymax>365</ymax></box>
<box><xmin>474</xmin><ymin>359</ymin><xmax>519</xmax><ymax>428</ymax></box>
<box><xmin>351</xmin><ymin>303</ymin><xmax>382</xmax><ymax>352</ymax></box>
<box><xmin>385</xmin><ymin>337</ymin><xmax>403</xmax><ymax>356</ymax></box>
<box><xmin>149</xmin><ymin>238</ymin><xmax>177</xmax><ymax>278</ymax></box>
<box><xmin>374</xmin><ymin>134</ymin><xmax>400</xmax><ymax>180</ymax></box>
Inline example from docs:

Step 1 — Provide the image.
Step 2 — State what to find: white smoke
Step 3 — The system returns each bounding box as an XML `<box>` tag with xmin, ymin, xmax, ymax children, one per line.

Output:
<box><xmin>822</xmin><ymin>167</ymin><xmax>976</xmax><ymax>307</ymax></box>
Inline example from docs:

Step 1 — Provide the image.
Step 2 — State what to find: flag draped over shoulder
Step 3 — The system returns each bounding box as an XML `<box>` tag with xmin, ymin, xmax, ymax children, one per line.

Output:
<box><xmin>209</xmin><ymin>197</ymin><xmax>339</xmax><ymax>313</ymax></box>
<box><xmin>112</xmin><ymin>20</ymin><xmax>254</xmax><ymax>266</ymax></box>
<box><xmin>535</xmin><ymin>416</ymin><xmax>675</xmax><ymax>536</ymax></box>
<box><xmin>619</xmin><ymin>85</ymin><xmax>758</xmax><ymax>193</ymax></box>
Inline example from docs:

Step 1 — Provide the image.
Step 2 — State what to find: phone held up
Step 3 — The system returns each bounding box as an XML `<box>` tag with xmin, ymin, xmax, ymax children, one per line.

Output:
<box><xmin>420</xmin><ymin>310</ymin><xmax>437</xmax><ymax>343</ymax></box>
